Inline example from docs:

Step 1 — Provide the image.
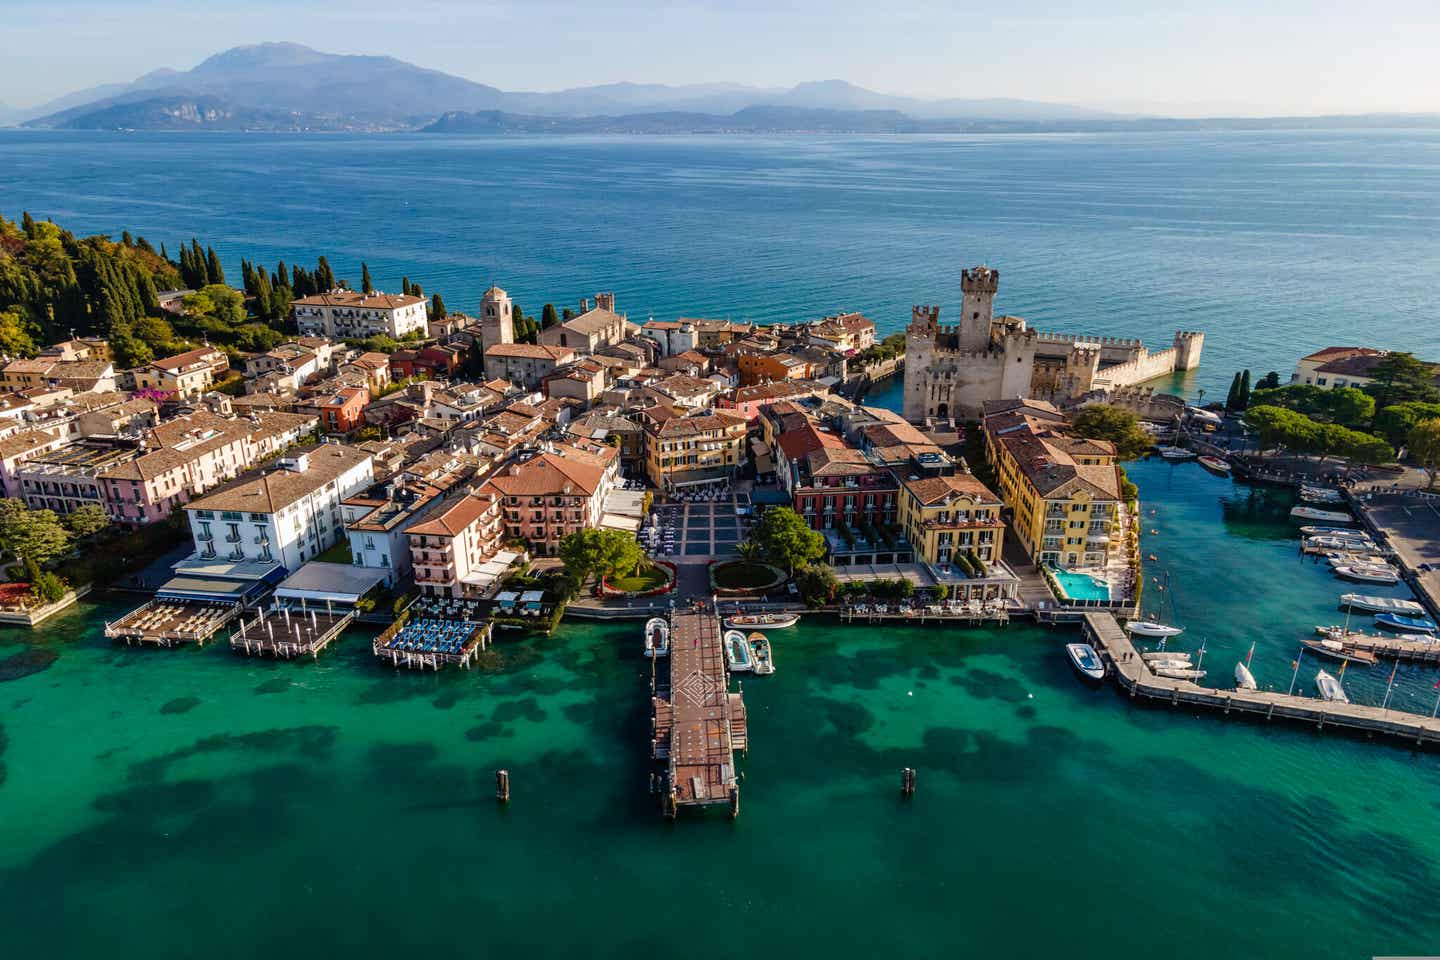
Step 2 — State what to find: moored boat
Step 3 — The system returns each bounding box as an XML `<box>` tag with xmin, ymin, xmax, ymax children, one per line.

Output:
<box><xmin>1302</xmin><ymin>525</ymin><xmax>1367</xmax><ymax>537</ymax></box>
<box><xmin>1197</xmin><ymin>455</ymin><xmax>1232</xmax><ymax>474</ymax></box>
<box><xmin>1340</xmin><ymin>594</ymin><xmax>1425</xmax><ymax>615</ymax></box>
<box><xmin>1300</xmin><ymin>485</ymin><xmax>1345</xmax><ymax>504</ymax></box>
<box><xmin>1334</xmin><ymin>565</ymin><xmax>1400</xmax><ymax>585</ymax></box>
<box><xmin>1147</xmin><ymin>657</ymin><xmax>1194</xmax><ymax>671</ymax></box>
<box><xmin>1153</xmin><ymin>666</ymin><xmax>1206</xmax><ymax>680</ymax></box>
<box><xmin>724</xmin><ymin>613</ymin><xmax>800</xmax><ymax>629</ymax></box>
<box><xmin>644</xmin><ymin>617</ymin><xmax>669</xmax><ymax>658</ymax></box>
<box><xmin>749</xmin><ymin>633</ymin><xmax>775</xmax><ymax>675</ymax></box>
<box><xmin>1301</xmin><ymin>637</ymin><xmax>1377</xmax><ymax>665</ymax></box>
<box><xmin>1315</xmin><ymin>669</ymin><xmax>1349</xmax><ymax>703</ymax></box>
<box><xmin>723</xmin><ymin>630</ymin><xmax>754</xmax><ymax>672</ymax></box>
<box><xmin>1291</xmin><ymin>506</ymin><xmax>1353</xmax><ymax>523</ymax></box>
<box><xmin>1125</xmin><ymin>620</ymin><xmax>1184</xmax><ymax>638</ymax></box>
<box><xmin>1141</xmin><ymin>650</ymin><xmax>1191</xmax><ymax>663</ymax></box>
<box><xmin>1065</xmin><ymin>642</ymin><xmax>1106</xmax><ymax>681</ymax></box>
<box><xmin>1157</xmin><ymin>446</ymin><xmax>1196</xmax><ymax>460</ymax></box>
<box><xmin>1374</xmin><ymin>613</ymin><xmax>1438</xmax><ymax>635</ymax></box>
<box><xmin>1235</xmin><ymin>661</ymin><xmax>1258</xmax><ymax>690</ymax></box>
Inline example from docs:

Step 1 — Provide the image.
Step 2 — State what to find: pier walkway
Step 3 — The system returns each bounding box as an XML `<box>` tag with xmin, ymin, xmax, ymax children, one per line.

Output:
<box><xmin>1083</xmin><ymin>613</ymin><xmax>1440</xmax><ymax>745</ymax></box>
<box><xmin>654</xmin><ymin>608</ymin><xmax>744</xmax><ymax>818</ymax></box>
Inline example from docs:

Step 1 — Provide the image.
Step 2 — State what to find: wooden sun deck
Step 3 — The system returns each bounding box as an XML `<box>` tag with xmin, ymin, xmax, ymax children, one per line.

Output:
<box><xmin>104</xmin><ymin>599</ymin><xmax>241</xmax><ymax>648</ymax></box>
<box><xmin>655</xmin><ymin>608</ymin><xmax>744</xmax><ymax>818</ymax></box>
<box><xmin>1085</xmin><ymin>613</ymin><xmax>1440</xmax><ymax>745</ymax></box>
<box><xmin>230</xmin><ymin>606</ymin><xmax>355</xmax><ymax>659</ymax></box>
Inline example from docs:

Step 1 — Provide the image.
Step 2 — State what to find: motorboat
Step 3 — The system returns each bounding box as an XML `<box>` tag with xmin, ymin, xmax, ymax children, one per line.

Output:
<box><xmin>1374</xmin><ymin>613</ymin><xmax>1438</xmax><ymax>635</ymax></box>
<box><xmin>1197</xmin><ymin>455</ymin><xmax>1232</xmax><ymax>475</ymax></box>
<box><xmin>1340</xmin><ymin>594</ymin><xmax>1425</xmax><ymax>616</ymax></box>
<box><xmin>1147</xmin><ymin>657</ymin><xmax>1195</xmax><ymax>671</ymax></box>
<box><xmin>749</xmin><ymin>633</ymin><xmax>775</xmax><ymax>675</ymax></box>
<box><xmin>1125</xmin><ymin>620</ymin><xmax>1184</xmax><ymax>638</ymax></box>
<box><xmin>644</xmin><ymin>617</ymin><xmax>670</xmax><ymax>658</ymax></box>
<box><xmin>1234</xmin><ymin>661</ymin><xmax>1258</xmax><ymax>690</ymax></box>
<box><xmin>1308</xmin><ymin>535</ymin><xmax>1377</xmax><ymax>551</ymax></box>
<box><xmin>1315</xmin><ymin>625</ymin><xmax>1388</xmax><ymax>645</ymax></box>
<box><xmin>1291</xmin><ymin>506</ymin><xmax>1353</xmax><ymax>523</ymax></box>
<box><xmin>1065</xmin><ymin>643</ymin><xmax>1106</xmax><ymax>681</ymax></box>
<box><xmin>1301</xmin><ymin>525</ymin><xmax>1365</xmax><ymax>537</ymax></box>
<box><xmin>1315</xmin><ymin>669</ymin><xmax>1349</xmax><ymax>704</ymax></box>
<box><xmin>1300</xmin><ymin>485</ymin><xmax>1345</xmax><ymax>504</ymax></box>
<box><xmin>723</xmin><ymin>630</ymin><xmax>754</xmax><ymax>672</ymax></box>
<box><xmin>1157</xmin><ymin>446</ymin><xmax>1196</xmax><ymax>460</ymax></box>
<box><xmin>1334</xmin><ymin>565</ymin><xmax>1400</xmax><ymax>585</ymax></box>
<box><xmin>1301</xmin><ymin>638</ymin><xmax>1377</xmax><ymax>665</ymax></box>
<box><xmin>1153</xmin><ymin>666</ymin><xmax>1206</xmax><ymax>680</ymax></box>
<box><xmin>1141</xmin><ymin>650</ymin><xmax>1191</xmax><ymax>663</ymax></box>
<box><xmin>724</xmin><ymin>613</ymin><xmax>800</xmax><ymax>629</ymax></box>
<box><xmin>1325</xmin><ymin>552</ymin><xmax>1387</xmax><ymax>567</ymax></box>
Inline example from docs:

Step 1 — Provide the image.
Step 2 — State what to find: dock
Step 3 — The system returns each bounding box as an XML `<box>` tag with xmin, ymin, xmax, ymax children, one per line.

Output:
<box><xmin>229</xmin><ymin>603</ymin><xmax>355</xmax><ymax>659</ymax></box>
<box><xmin>1083</xmin><ymin>613</ymin><xmax>1440</xmax><ymax>745</ymax></box>
<box><xmin>371</xmin><ymin>609</ymin><xmax>492</xmax><ymax>670</ymax></box>
<box><xmin>1313</xmin><ymin>628</ymin><xmax>1440</xmax><ymax>664</ymax></box>
<box><xmin>652</xmin><ymin>607</ymin><xmax>745</xmax><ymax>818</ymax></box>
<box><xmin>104</xmin><ymin>599</ymin><xmax>241</xmax><ymax>648</ymax></box>
<box><xmin>840</xmin><ymin>601</ymin><xmax>1012</xmax><ymax>626</ymax></box>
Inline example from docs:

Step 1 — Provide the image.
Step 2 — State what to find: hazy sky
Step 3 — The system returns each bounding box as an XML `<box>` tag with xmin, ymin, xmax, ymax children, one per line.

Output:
<box><xmin>4</xmin><ymin>0</ymin><xmax>1439</xmax><ymax>115</ymax></box>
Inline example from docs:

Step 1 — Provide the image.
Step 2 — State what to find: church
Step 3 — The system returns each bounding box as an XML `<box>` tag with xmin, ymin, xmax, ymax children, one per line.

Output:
<box><xmin>903</xmin><ymin>266</ymin><xmax>1203</xmax><ymax>421</ymax></box>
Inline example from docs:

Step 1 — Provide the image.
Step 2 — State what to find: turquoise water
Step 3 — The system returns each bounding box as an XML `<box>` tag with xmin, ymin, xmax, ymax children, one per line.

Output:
<box><xmin>5</xmin><ymin>462</ymin><xmax>1440</xmax><ymax>957</ymax></box>
<box><xmin>1047</xmin><ymin>566</ymin><xmax>1112</xmax><ymax>602</ymax></box>
<box><xmin>3</xmin><ymin>130</ymin><xmax>1440</xmax><ymax>396</ymax></box>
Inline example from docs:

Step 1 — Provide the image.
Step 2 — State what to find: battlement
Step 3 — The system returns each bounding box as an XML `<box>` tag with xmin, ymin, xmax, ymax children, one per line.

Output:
<box><xmin>911</xmin><ymin>304</ymin><xmax>940</xmax><ymax>326</ymax></box>
<box><xmin>961</xmin><ymin>265</ymin><xmax>999</xmax><ymax>293</ymax></box>
<box><xmin>1036</xmin><ymin>331</ymin><xmax>1144</xmax><ymax>349</ymax></box>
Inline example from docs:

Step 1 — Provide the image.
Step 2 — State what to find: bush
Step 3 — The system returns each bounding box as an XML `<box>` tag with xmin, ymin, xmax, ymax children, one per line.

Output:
<box><xmin>32</xmin><ymin>570</ymin><xmax>68</xmax><ymax>604</ymax></box>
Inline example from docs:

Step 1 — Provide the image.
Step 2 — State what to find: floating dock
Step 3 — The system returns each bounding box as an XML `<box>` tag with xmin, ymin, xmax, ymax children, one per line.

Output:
<box><xmin>1084</xmin><ymin>613</ymin><xmax>1440</xmax><ymax>745</ymax></box>
<box><xmin>1312</xmin><ymin>628</ymin><xmax>1440</xmax><ymax>664</ymax></box>
<box><xmin>104</xmin><ymin>599</ymin><xmax>241</xmax><ymax>648</ymax></box>
<box><xmin>229</xmin><ymin>603</ymin><xmax>355</xmax><ymax>659</ymax></box>
<box><xmin>652</xmin><ymin>607</ymin><xmax>745</xmax><ymax>818</ymax></box>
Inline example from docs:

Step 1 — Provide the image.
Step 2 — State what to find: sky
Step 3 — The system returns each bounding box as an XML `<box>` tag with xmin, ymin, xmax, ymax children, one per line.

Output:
<box><xmin>3</xmin><ymin>0</ymin><xmax>1439</xmax><ymax>116</ymax></box>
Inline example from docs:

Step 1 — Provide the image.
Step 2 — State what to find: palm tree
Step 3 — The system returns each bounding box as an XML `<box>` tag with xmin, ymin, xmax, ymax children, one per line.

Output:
<box><xmin>735</xmin><ymin>540</ymin><xmax>762</xmax><ymax>563</ymax></box>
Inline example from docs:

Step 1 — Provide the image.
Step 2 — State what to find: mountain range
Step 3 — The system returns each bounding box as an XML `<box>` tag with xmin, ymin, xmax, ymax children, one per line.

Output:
<box><xmin>12</xmin><ymin>42</ymin><xmax>1440</xmax><ymax>134</ymax></box>
<box><xmin>12</xmin><ymin>41</ymin><xmax>1118</xmax><ymax>132</ymax></box>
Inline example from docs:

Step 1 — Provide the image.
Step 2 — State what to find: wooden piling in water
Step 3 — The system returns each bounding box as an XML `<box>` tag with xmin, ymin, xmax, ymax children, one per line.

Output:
<box><xmin>901</xmin><ymin>767</ymin><xmax>917</xmax><ymax>796</ymax></box>
<box><xmin>495</xmin><ymin>769</ymin><xmax>510</xmax><ymax>803</ymax></box>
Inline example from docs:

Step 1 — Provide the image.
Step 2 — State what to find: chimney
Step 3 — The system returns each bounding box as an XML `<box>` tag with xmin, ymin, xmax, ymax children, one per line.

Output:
<box><xmin>580</xmin><ymin>297</ymin><xmax>590</xmax><ymax>313</ymax></box>
<box><xmin>595</xmin><ymin>292</ymin><xmax>615</xmax><ymax>312</ymax></box>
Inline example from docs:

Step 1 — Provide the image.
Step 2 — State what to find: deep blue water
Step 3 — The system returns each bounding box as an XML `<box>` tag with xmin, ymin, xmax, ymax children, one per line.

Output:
<box><xmin>2</xmin><ymin>129</ymin><xmax>1438</xmax><ymax>397</ymax></box>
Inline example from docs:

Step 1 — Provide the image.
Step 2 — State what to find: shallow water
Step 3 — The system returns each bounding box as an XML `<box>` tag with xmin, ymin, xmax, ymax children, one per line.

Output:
<box><xmin>3</xmin><ymin>460</ymin><xmax>1439</xmax><ymax>957</ymax></box>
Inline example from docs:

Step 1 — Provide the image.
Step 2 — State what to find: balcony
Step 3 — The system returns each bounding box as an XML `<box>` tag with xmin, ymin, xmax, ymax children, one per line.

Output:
<box><xmin>225</xmin><ymin>534</ymin><xmax>242</xmax><ymax>544</ymax></box>
<box><xmin>197</xmin><ymin>530</ymin><xmax>214</xmax><ymax>542</ymax></box>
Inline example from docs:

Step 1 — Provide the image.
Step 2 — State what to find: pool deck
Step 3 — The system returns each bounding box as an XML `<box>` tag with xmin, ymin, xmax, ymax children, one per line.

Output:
<box><xmin>1084</xmin><ymin>613</ymin><xmax>1440</xmax><ymax>745</ymax></box>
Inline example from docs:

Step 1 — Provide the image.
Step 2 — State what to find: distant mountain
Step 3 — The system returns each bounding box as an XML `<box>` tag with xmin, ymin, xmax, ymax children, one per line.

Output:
<box><xmin>37</xmin><ymin>95</ymin><xmax>386</xmax><ymax>132</ymax></box>
<box><xmin>22</xmin><ymin>41</ymin><xmax>1123</xmax><ymax>131</ymax></box>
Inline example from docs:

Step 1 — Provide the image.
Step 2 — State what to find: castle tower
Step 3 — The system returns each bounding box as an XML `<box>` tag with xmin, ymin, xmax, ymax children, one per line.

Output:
<box><xmin>479</xmin><ymin>285</ymin><xmax>514</xmax><ymax>356</ymax></box>
<box><xmin>1173</xmin><ymin>330</ymin><xmax>1204</xmax><ymax>371</ymax></box>
<box><xmin>960</xmin><ymin>266</ymin><xmax>998</xmax><ymax>352</ymax></box>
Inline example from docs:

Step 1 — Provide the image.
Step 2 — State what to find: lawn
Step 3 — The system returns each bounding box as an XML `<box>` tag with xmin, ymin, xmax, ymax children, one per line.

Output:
<box><xmin>316</xmin><ymin>540</ymin><xmax>354</xmax><ymax>564</ymax></box>
<box><xmin>608</xmin><ymin>565</ymin><xmax>672</xmax><ymax>593</ymax></box>
<box><xmin>710</xmin><ymin>561</ymin><xmax>785</xmax><ymax>591</ymax></box>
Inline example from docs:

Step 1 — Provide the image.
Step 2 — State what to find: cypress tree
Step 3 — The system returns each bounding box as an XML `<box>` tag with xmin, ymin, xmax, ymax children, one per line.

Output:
<box><xmin>316</xmin><ymin>256</ymin><xmax>335</xmax><ymax>290</ymax></box>
<box><xmin>275</xmin><ymin>260</ymin><xmax>289</xmax><ymax>289</ymax></box>
<box><xmin>400</xmin><ymin>276</ymin><xmax>411</xmax><ymax>297</ymax></box>
<box><xmin>542</xmin><ymin>303</ymin><xmax>559</xmax><ymax>329</ymax></box>
<box><xmin>160</xmin><ymin>241</ymin><xmax>169</xmax><ymax>264</ymax></box>
<box><xmin>411</xmin><ymin>282</ymin><xmax>422</xmax><ymax>299</ymax></box>
<box><xmin>21</xmin><ymin>211</ymin><xmax>36</xmax><ymax>238</ymax></box>
<box><xmin>121</xmin><ymin>230</ymin><xmax>133</xmax><ymax>247</ymax></box>
<box><xmin>1225</xmin><ymin>372</ymin><xmax>1240</xmax><ymax>412</ymax></box>
<box><xmin>1238</xmin><ymin>369</ymin><xmax>1252</xmax><ymax>411</ymax></box>
<box><xmin>206</xmin><ymin>246</ymin><xmax>224</xmax><ymax>286</ymax></box>
<box><xmin>361</xmin><ymin>262</ymin><xmax>373</xmax><ymax>294</ymax></box>
<box><xmin>431</xmin><ymin>293</ymin><xmax>447</xmax><ymax>318</ymax></box>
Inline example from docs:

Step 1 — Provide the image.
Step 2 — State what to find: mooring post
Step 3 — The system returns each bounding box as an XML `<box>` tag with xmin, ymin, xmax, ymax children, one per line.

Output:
<box><xmin>901</xmin><ymin>767</ymin><xmax>917</xmax><ymax>797</ymax></box>
<box><xmin>495</xmin><ymin>768</ymin><xmax>510</xmax><ymax>803</ymax></box>
<box><xmin>729</xmin><ymin>784</ymin><xmax>740</xmax><ymax>819</ymax></box>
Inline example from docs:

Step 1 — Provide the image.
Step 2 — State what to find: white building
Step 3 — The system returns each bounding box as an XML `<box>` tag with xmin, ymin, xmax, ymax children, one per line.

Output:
<box><xmin>292</xmin><ymin>291</ymin><xmax>428</xmax><ymax>340</ymax></box>
<box><xmin>184</xmin><ymin>444</ymin><xmax>375</xmax><ymax>573</ymax></box>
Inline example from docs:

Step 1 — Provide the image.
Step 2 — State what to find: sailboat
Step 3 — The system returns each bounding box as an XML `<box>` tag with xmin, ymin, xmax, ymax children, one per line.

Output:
<box><xmin>1126</xmin><ymin>620</ymin><xmax>1184</xmax><ymax>638</ymax></box>
<box><xmin>1235</xmin><ymin>640</ymin><xmax>1258</xmax><ymax>690</ymax></box>
<box><xmin>1315</xmin><ymin>669</ymin><xmax>1349</xmax><ymax>704</ymax></box>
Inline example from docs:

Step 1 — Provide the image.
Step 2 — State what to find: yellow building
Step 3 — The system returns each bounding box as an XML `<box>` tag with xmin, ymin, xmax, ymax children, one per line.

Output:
<box><xmin>982</xmin><ymin>399</ymin><xmax>1123</xmax><ymax>569</ymax></box>
<box><xmin>640</xmin><ymin>408</ymin><xmax>748</xmax><ymax>491</ymax></box>
<box><xmin>897</xmin><ymin>473</ymin><xmax>1005</xmax><ymax>570</ymax></box>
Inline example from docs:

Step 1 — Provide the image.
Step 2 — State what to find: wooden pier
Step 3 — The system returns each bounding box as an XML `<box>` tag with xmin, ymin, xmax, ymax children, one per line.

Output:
<box><xmin>229</xmin><ymin>603</ymin><xmax>355</xmax><ymax>659</ymax></box>
<box><xmin>653</xmin><ymin>608</ymin><xmax>745</xmax><ymax>818</ymax></box>
<box><xmin>371</xmin><ymin>610</ymin><xmax>492</xmax><ymax>670</ymax></box>
<box><xmin>1312</xmin><ymin>628</ymin><xmax>1440</xmax><ymax>664</ymax></box>
<box><xmin>1083</xmin><ymin>613</ymin><xmax>1440</xmax><ymax>745</ymax></box>
<box><xmin>104</xmin><ymin>599</ymin><xmax>241</xmax><ymax>648</ymax></box>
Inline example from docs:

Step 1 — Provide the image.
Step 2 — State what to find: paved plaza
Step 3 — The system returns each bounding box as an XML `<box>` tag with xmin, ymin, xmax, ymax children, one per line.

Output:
<box><xmin>652</xmin><ymin>495</ymin><xmax>753</xmax><ymax>559</ymax></box>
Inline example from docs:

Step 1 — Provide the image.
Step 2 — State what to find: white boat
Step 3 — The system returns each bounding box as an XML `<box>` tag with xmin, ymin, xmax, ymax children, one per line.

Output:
<box><xmin>1197</xmin><ymin>455</ymin><xmax>1232</xmax><ymax>475</ymax></box>
<box><xmin>1141</xmin><ymin>650</ymin><xmax>1191</xmax><ymax>663</ymax></box>
<box><xmin>1300</xmin><ymin>485</ymin><xmax>1345</xmax><ymax>504</ymax></box>
<box><xmin>644</xmin><ymin>618</ymin><xmax>669</xmax><ymax>658</ymax></box>
<box><xmin>1341</xmin><ymin>594</ymin><xmax>1425</xmax><ymax>616</ymax></box>
<box><xmin>1235</xmin><ymin>661</ymin><xmax>1258</xmax><ymax>690</ymax></box>
<box><xmin>1126</xmin><ymin>620</ymin><xmax>1184</xmax><ymax>638</ymax></box>
<box><xmin>749</xmin><ymin>632</ymin><xmax>775</xmax><ymax>675</ymax></box>
<box><xmin>723</xmin><ymin>630</ymin><xmax>754</xmax><ymax>672</ymax></box>
<box><xmin>1154</xmin><ymin>666</ymin><xmax>1206</xmax><ymax>680</ymax></box>
<box><xmin>1301</xmin><ymin>638</ymin><xmax>1377</xmax><ymax>665</ymax></box>
<box><xmin>1291</xmin><ymin>506</ymin><xmax>1353</xmax><ymax>523</ymax></box>
<box><xmin>1301</xmin><ymin>525</ymin><xmax>1364</xmax><ymax>537</ymax></box>
<box><xmin>1147</xmin><ymin>657</ymin><xmax>1195</xmax><ymax>671</ymax></box>
<box><xmin>1308</xmin><ymin>535</ymin><xmax>1377</xmax><ymax>551</ymax></box>
<box><xmin>724</xmin><ymin>613</ymin><xmax>800</xmax><ymax>629</ymax></box>
<box><xmin>1334</xmin><ymin>565</ymin><xmax>1400</xmax><ymax>585</ymax></box>
<box><xmin>1065</xmin><ymin>643</ymin><xmax>1106</xmax><ymax>681</ymax></box>
<box><xmin>1157</xmin><ymin>446</ymin><xmax>1196</xmax><ymax>460</ymax></box>
<box><xmin>1315</xmin><ymin>669</ymin><xmax>1349</xmax><ymax>703</ymax></box>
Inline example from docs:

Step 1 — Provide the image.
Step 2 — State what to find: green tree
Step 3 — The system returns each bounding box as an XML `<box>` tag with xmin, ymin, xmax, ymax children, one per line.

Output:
<box><xmin>541</xmin><ymin>303</ymin><xmax>559</xmax><ymax>329</ymax></box>
<box><xmin>0</xmin><ymin>308</ymin><xmax>39</xmax><ymax>358</ymax></box>
<box><xmin>1374</xmin><ymin>401</ymin><xmax>1440</xmax><ymax>448</ymax></box>
<box><xmin>61</xmin><ymin>504</ymin><xmax>110</xmax><ymax>539</ymax></box>
<box><xmin>558</xmin><ymin>528</ymin><xmax>645</xmax><ymax>581</ymax></box>
<box><xmin>750</xmin><ymin>506</ymin><xmax>825</xmax><ymax>574</ymax></box>
<box><xmin>1238</xmin><ymin>369</ymin><xmax>1251</xmax><ymax>410</ymax></box>
<box><xmin>1225</xmin><ymin>372</ymin><xmax>1241</xmax><ymax>412</ymax></box>
<box><xmin>205</xmin><ymin>246</ymin><xmax>224</xmax><ymax>286</ymax></box>
<box><xmin>795</xmin><ymin>563</ymin><xmax>838</xmax><ymax>608</ymax></box>
<box><xmin>1070</xmin><ymin>403</ymin><xmax>1151</xmax><ymax>460</ymax></box>
<box><xmin>1257</xmin><ymin>371</ymin><xmax>1282</xmax><ymax>390</ymax></box>
<box><xmin>1366</xmin><ymin>352</ymin><xmax>1440</xmax><ymax>415</ymax></box>
<box><xmin>1407</xmin><ymin>419</ymin><xmax>1440</xmax><ymax>489</ymax></box>
<box><xmin>0</xmin><ymin>501</ymin><xmax>73</xmax><ymax>567</ymax></box>
<box><xmin>431</xmin><ymin>293</ymin><xmax>447</xmax><ymax>319</ymax></box>
<box><xmin>734</xmin><ymin>540</ymin><xmax>762</xmax><ymax>563</ymax></box>
<box><xmin>361</xmin><ymin>262</ymin><xmax>373</xmax><ymax>294</ymax></box>
<box><xmin>183</xmin><ymin>283</ymin><xmax>246</xmax><ymax>326</ymax></box>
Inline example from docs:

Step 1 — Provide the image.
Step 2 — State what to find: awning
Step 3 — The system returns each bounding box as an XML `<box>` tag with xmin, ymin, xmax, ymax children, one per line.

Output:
<box><xmin>273</xmin><ymin>562</ymin><xmax>385</xmax><ymax>605</ymax></box>
<box><xmin>171</xmin><ymin>557</ymin><xmax>286</xmax><ymax>584</ymax></box>
<box><xmin>668</xmin><ymin>466</ymin><xmax>733</xmax><ymax>488</ymax></box>
<box><xmin>157</xmin><ymin>576</ymin><xmax>254</xmax><ymax>603</ymax></box>
<box><xmin>601</xmin><ymin>513</ymin><xmax>641</xmax><ymax>532</ymax></box>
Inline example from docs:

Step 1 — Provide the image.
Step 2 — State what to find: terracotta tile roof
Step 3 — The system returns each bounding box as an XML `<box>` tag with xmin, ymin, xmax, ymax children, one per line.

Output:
<box><xmin>404</xmin><ymin>490</ymin><xmax>499</xmax><ymax>538</ymax></box>
<box><xmin>151</xmin><ymin>347</ymin><xmax>226</xmax><ymax>372</ymax></box>
<box><xmin>185</xmin><ymin>445</ymin><xmax>370</xmax><ymax>514</ymax></box>
<box><xmin>484</xmin><ymin>343</ymin><xmax>575</xmax><ymax>361</ymax></box>
<box><xmin>487</xmin><ymin>452</ymin><xmax>606</xmax><ymax>498</ymax></box>
<box><xmin>291</xmin><ymin>291</ymin><xmax>424</xmax><ymax>310</ymax></box>
<box><xmin>1300</xmin><ymin>346</ymin><xmax>1381</xmax><ymax>364</ymax></box>
<box><xmin>903</xmin><ymin>473</ymin><xmax>1001</xmax><ymax>507</ymax></box>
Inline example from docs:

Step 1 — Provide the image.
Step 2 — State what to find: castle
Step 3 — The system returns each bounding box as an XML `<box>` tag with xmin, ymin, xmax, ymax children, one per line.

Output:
<box><xmin>903</xmin><ymin>266</ymin><xmax>1203</xmax><ymax>421</ymax></box>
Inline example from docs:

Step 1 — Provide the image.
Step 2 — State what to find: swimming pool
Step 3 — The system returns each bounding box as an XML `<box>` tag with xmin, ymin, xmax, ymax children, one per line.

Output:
<box><xmin>1048</xmin><ymin>566</ymin><xmax>1112</xmax><ymax>602</ymax></box>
